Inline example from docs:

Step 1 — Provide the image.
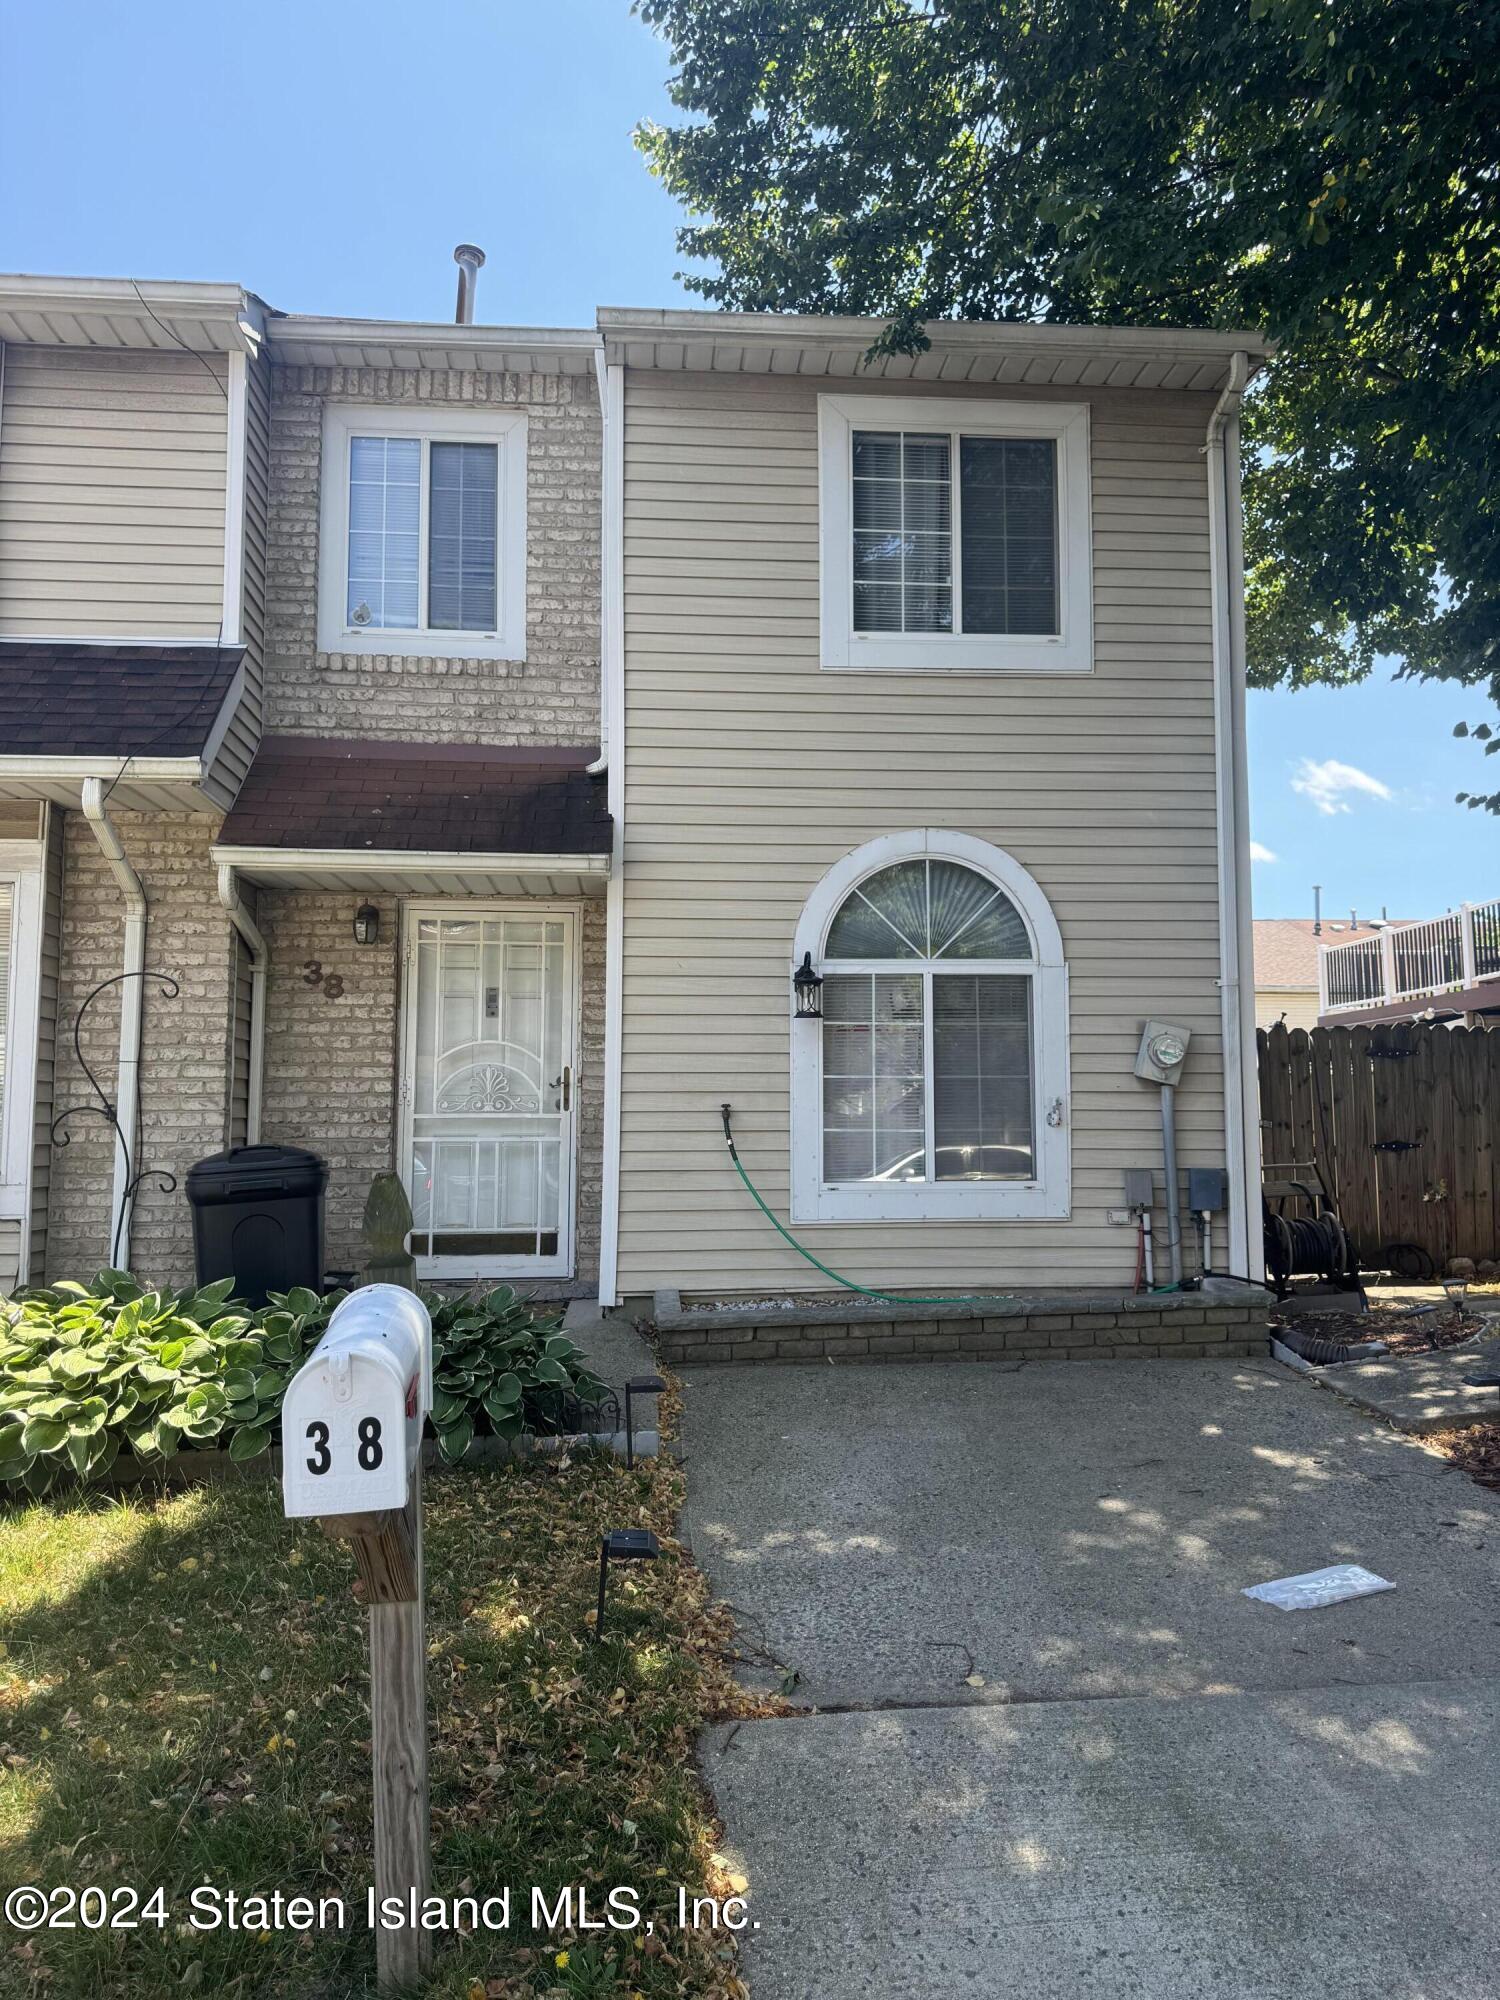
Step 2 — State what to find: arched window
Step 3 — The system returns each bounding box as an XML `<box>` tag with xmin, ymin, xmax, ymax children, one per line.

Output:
<box><xmin>790</xmin><ymin>831</ymin><xmax>1070</xmax><ymax>1222</ymax></box>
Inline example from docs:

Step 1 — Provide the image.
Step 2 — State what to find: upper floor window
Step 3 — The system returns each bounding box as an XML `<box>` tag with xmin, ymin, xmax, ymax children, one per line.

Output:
<box><xmin>317</xmin><ymin>406</ymin><xmax>527</xmax><ymax>660</ymax></box>
<box><xmin>817</xmin><ymin>394</ymin><xmax>1092</xmax><ymax>674</ymax></box>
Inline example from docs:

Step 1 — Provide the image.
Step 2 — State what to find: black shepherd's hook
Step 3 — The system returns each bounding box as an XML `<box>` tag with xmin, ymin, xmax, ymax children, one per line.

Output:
<box><xmin>50</xmin><ymin>968</ymin><xmax>180</xmax><ymax>1269</ymax></box>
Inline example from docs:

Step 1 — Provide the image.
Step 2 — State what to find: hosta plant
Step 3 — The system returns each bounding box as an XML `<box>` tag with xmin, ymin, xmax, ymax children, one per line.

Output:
<box><xmin>0</xmin><ymin>1271</ymin><xmax>607</xmax><ymax>1496</ymax></box>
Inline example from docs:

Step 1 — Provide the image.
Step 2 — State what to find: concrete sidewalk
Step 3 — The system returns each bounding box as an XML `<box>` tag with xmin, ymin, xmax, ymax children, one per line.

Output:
<box><xmin>679</xmin><ymin>1357</ymin><xmax>1500</xmax><ymax>1998</ymax></box>
<box><xmin>705</xmin><ymin>1679</ymin><xmax>1500</xmax><ymax>2000</ymax></box>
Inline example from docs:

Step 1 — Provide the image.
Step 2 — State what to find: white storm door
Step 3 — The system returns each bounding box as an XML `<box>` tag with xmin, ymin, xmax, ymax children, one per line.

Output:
<box><xmin>402</xmin><ymin>907</ymin><xmax>578</xmax><ymax>1277</ymax></box>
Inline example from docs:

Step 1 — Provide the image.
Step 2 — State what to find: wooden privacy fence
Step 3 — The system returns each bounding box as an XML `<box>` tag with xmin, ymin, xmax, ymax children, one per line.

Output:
<box><xmin>1258</xmin><ymin>1020</ymin><xmax>1500</xmax><ymax>1271</ymax></box>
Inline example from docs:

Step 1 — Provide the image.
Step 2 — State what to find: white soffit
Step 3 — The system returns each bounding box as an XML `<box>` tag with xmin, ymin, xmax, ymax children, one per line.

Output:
<box><xmin>597</xmin><ymin>308</ymin><xmax>1273</xmax><ymax>395</ymax></box>
<box><xmin>268</xmin><ymin>317</ymin><xmax>599</xmax><ymax>376</ymax></box>
<box><xmin>211</xmin><ymin>846</ymin><xmax>610</xmax><ymax>899</ymax></box>
<box><xmin>0</xmin><ymin>275</ymin><xmax>264</xmax><ymax>353</ymax></box>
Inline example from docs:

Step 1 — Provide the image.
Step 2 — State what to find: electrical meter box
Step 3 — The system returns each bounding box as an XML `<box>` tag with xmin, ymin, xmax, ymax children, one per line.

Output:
<box><xmin>282</xmin><ymin>1286</ymin><xmax>433</xmax><ymax>1519</ymax></box>
<box><xmin>1133</xmin><ymin>1020</ymin><xmax>1192</xmax><ymax>1087</ymax></box>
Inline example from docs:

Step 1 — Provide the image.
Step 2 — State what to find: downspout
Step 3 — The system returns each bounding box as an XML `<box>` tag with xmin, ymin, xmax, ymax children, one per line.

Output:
<box><xmin>1205</xmin><ymin>352</ymin><xmax>1264</xmax><ymax>1280</ymax></box>
<box><xmin>81</xmin><ymin>778</ymin><xmax>146</xmax><ymax>1268</ymax></box>
<box><xmin>586</xmin><ymin>338</ymin><xmax>611</xmax><ymax>779</ymax></box>
<box><xmin>217</xmin><ymin>863</ymin><xmax>268</xmax><ymax>1145</ymax></box>
<box><xmin>592</xmin><ymin>344</ymin><xmax>626</xmax><ymax>1304</ymax></box>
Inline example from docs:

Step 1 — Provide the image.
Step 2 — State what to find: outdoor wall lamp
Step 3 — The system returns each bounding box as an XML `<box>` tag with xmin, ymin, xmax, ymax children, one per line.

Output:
<box><xmin>593</xmin><ymin>1528</ymin><xmax>661</xmax><ymax>1640</ymax></box>
<box><xmin>793</xmin><ymin>951</ymin><xmax>823</xmax><ymax>1019</ymax></box>
<box><xmin>353</xmin><ymin>903</ymin><xmax>380</xmax><ymax>947</ymax></box>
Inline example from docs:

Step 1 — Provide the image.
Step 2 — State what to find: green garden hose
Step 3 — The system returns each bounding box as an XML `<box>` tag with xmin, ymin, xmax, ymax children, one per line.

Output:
<box><xmin>719</xmin><ymin>1102</ymin><xmax>1020</xmax><ymax>1309</ymax></box>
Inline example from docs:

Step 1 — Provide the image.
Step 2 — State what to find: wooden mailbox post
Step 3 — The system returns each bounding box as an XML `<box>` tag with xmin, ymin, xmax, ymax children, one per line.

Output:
<box><xmin>282</xmin><ymin>1284</ymin><xmax>434</xmax><ymax>1992</ymax></box>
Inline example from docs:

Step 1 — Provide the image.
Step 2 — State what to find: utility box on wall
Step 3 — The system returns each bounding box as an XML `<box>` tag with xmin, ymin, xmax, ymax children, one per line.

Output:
<box><xmin>186</xmin><ymin>1144</ymin><xmax>328</xmax><ymax>1305</ymax></box>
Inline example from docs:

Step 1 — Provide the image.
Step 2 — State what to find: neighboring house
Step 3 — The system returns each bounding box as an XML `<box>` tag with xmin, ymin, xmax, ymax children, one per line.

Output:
<box><xmin>0</xmin><ymin>271</ymin><xmax>1272</xmax><ymax>1301</ymax></box>
<box><xmin>1254</xmin><ymin>919</ymin><xmax>1326</xmax><ymax>1030</ymax></box>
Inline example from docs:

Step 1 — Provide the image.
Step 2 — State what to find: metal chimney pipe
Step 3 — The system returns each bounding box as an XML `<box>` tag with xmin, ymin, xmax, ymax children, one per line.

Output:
<box><xmin>1312</xmin><ymin>884</ymin><xmax>1322</xmax><ymax>936</ymax></box>
<box><xmin>1350</xmin><ymin>907</ymin><xmax>1358</xmax><ymax>932</ymax></box>
<box><xmin>453</xmin><ymin>244</ymin><xmax>486</xmax><ymax>324</ymax></box>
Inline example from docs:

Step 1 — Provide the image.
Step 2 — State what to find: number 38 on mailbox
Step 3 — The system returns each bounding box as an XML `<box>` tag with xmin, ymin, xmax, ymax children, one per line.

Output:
<box><xmin>282</xmin><ymin>1285</ymin><xmax>433</xmax><ymax>1518</ymax></box>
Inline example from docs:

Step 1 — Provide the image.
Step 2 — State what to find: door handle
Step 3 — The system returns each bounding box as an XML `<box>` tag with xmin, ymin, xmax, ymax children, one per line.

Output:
<box><xmin>551</xmin><ymin>1065</ymin><xmax>572</xmax><ymax>1112</ymax></box>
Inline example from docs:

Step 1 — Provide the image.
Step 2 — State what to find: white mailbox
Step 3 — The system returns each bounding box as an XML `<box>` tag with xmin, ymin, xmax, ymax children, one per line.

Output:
<box><xmin>282</xmin><ymin>1286</ymin><xmax>433</xmax><ymax>1519</ymax></box>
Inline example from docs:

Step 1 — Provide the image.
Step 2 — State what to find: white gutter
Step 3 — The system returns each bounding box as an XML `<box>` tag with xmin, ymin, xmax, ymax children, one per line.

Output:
<box><xmin>81</xmin><ymin>777</ymin><xmax>146</xmax><ymax>1268</ymax></box>
<box><xmin>217</xmin><ymin>863</ymin><xmax>267</xmax><ymax>1145</ymax></box>
<box><xmin>586</xmin><ymin>339</ymin><xmax>612</xmax><ymax>777</ymax></box>
<box><xmin>594</xmin><ymin>356</ymin><xmax>627</xmax><ymax>1305</ymax></box>
<box><xmin>1205</xmin><ymin>352</ymin><xmax>1264</xmax><ymax>1280</ymax></box>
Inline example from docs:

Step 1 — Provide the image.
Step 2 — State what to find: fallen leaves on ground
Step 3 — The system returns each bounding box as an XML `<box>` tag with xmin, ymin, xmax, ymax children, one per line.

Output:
<box><xmin>0</xmin><ymin>1368</ymin><xmax>774</xmax><ymax>1999</ymax></box>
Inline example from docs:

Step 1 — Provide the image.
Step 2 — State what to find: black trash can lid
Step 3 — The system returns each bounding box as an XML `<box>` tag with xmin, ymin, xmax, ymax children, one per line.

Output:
<box><xmin>185</xmin><ymin>1144</ymin><xmax>328</xmax><ymax>1204</ymax></box>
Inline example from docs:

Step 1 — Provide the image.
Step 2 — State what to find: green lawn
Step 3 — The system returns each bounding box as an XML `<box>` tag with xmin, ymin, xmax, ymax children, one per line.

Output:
<box><xmin>0</xmin><ymin>1442</ymin><xmax>754</xmax><ymax>1999</ymax></box>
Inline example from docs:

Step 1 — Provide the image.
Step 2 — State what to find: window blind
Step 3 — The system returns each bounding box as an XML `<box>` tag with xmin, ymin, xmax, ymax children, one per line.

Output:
<box><xmin>347</xmin><ymin>436</ymin><xmax>421</xmax><ymax>629</ymax></box>
<box><xmin>428</xmin><ymin>441</ymin><xmax>499</xmax><ymax>631</ymax></box>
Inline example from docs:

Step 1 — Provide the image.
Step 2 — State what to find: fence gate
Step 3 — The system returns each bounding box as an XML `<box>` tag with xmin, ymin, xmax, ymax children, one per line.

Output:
<box><xmin>1258</xmin><ymin>1021</ymin><xmax>1500</xmax><ymax>1272</ymax></box>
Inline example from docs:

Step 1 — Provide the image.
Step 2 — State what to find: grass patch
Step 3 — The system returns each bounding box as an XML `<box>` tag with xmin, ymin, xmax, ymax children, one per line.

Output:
<box><xmin>0</xmin><ymin>1437</ymin><xmax>759</xmax><ymax>1998</ymax></box>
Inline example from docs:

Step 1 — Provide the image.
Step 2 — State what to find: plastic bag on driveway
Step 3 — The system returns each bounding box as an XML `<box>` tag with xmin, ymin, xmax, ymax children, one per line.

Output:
<box><xmin>1243</xmin><ymin>1564</ymin><xmax>1396</xmax><ymax>1611</ymax></box>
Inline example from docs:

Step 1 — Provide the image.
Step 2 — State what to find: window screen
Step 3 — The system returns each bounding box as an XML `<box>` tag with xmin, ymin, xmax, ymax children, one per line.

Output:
<box><xmin>959</xmin><ymin>438</ymin><xmax>1058</xmax><ymax>635</ymax></box>
<box><xmin>932</xmin><ymin>974</ymin><xmax>1034</xmax><ymax>1180</ymax></box>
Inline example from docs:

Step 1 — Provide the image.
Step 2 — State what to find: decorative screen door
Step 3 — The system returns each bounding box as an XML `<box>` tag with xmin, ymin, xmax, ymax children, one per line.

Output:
<box><xmin>400</xmin><ymin>906</ymin><xmax>578</xmax><ymax>1276</ymax></box>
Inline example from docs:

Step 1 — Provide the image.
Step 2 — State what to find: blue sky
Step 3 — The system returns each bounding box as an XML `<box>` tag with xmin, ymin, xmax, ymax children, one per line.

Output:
<box><xmin>1</xmin><ymin>0</ymin><xmax>1490</xmax><ymax>919</ymax></box>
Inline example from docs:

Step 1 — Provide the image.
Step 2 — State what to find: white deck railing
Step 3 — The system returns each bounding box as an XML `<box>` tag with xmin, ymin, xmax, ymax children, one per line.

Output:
<box><xmin>1319</xmin><ymin>898</ymin><xmax>1500</xmax><ymax>1015</ymax></box>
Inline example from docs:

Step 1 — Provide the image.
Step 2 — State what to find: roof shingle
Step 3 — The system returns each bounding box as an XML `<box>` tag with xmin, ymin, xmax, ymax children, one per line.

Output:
<box><xmin>217</xmin><ymin>736</ymin><xmax>611</xmax><ymax>856</ymax></box>
<box><xmin>0</xmin><ymin>642</ymin><xmax>243</xmax><ymax>759</ymax></box>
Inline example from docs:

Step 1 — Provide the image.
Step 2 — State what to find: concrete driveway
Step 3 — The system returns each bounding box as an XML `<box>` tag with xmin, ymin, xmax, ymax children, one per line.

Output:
<box><xmin>680</xmin><ymin>1358</ymin><xmax>1500</xmax><ymax>1999</ymax></box>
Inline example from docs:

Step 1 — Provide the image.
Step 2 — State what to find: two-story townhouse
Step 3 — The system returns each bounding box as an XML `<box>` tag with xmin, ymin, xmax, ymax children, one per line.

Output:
<box><xmin>0</xmin><ymin>277</ymin><xmax>268</xmax><ymax>1290</ymax></box>
<box><xmin>0</xmin><ymin>270</ymin><xmax>1270</xmax><ymax>1343</ymax></box>
<box><xmin>0</xmin><ymin>271</ymin><xmax>610</xmax><ymax>1296</ymax></box>
<box><xmin>596</xmin><ymin>310</ymin><xmax>1271</xmax><ymax>1325</ymax></box>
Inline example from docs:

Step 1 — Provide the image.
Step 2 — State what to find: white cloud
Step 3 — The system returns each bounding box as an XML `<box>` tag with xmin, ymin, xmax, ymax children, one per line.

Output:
<box><xmin>1290</xmin><ymin>757</ymin><xmax>1394</xmax><ymax>817</ymax></box>
<box><xmin>1250</xmin><ymin>841</ymin><xmax>1278</xmax><ymax>863</ymax></box>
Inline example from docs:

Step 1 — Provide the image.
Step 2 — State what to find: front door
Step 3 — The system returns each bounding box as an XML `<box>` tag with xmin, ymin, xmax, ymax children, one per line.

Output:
<box><xmin>400</xmin><ymin>906</ymin><xmax>578</xmax><ymax>1277</ymax></box>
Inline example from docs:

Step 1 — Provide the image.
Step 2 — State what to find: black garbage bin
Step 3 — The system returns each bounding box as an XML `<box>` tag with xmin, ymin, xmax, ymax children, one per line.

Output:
<box><xmin>186</xmin><ymin>1145</ymin><xmax>327</xmax><ymax>1304</ymax></box>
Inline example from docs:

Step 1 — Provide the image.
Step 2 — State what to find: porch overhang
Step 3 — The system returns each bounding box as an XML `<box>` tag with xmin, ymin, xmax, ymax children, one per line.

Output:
<box><xmin>213</xmin><ymin>735</ymin><xmax>612</xmax><ymax>898</ymax></box>
<box><xmin>0</xmin><ymin>641</ymin><xmax>247</xmax><ymax>813</ymax></box>
<box><xmin>211</xmin><ymin>845</ymin><xmax>608</xmax><ymax>898</ymax></box>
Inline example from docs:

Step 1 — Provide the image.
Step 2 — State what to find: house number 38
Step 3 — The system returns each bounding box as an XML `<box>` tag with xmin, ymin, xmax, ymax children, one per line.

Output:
<box><xmin>304</xmin><ymin>1418</ymin><xmax>384</xmax><ymax>1473</ymax></box>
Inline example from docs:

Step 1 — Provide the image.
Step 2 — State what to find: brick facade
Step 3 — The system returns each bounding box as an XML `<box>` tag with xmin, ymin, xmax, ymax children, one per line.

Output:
<box><xmin>652</xmin><ymin>1291</ymin><xmax>1270</xmax><ymax>1367</ymax></box>
<box><xmin>49</xmin><ymin>812</ymin><xmax>236</xmax><ymax>1284</ymax></box>
<box><xmin>265</xmin><ymin>365</ymin><xmax>601</xmax><ymax>744</ymax></box>
<box><xmin>34</xmin><ymin>361</ymin><xmax>609</xmax><ymax>1299</ymax></box>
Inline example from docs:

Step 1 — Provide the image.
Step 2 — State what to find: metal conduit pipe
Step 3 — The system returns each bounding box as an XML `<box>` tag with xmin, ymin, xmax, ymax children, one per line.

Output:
<box><xmin>81</xmin><ymin>777</ymin><xmax>146</xmax><ymax>1267</ymax></box>
<box><xmin>1159</xmin><ymin>1081</ymin><xmax>1185</xmax><ymax>1288</ymax></box>
<box><xmin>216</xmin><ymin>863</ymin><xmax>268</xmax><ymax>1145</ymax></box>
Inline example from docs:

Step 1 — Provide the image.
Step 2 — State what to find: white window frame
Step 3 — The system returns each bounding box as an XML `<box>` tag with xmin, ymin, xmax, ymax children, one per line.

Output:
<box><xmin>790</xmin><ymin>830</ymin><xmax>1070</xmax><ymax>1222</ymax></box>
<box><xmin>317</xmin><ymin>404</ymin><xmax>528</xmax><ymax>660</ymax></box>
<box><xmin>0</xmin><ymin>843</ymin><xmax>43</xmax><ymax>1232</ymax></box>
<box><xmin>817</xmin><ymin>393</ymin><xmax>1093</xmax><ymax>674</ymax></box>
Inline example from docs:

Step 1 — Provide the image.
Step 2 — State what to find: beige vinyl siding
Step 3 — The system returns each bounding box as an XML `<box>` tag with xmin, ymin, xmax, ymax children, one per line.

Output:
<box><xmin>27</xmin><ymin>805</ymin><xmax>63</xmax><ymax>1283</ymax></box>
<box><xmin>201</xmin><ymin>347</ymin><xmax>270</xmax><ymax>809</ymax></box>
<box><xmin>228</xmin><ymin>924</ymin><xmax>253</xmax><ymax>1150</ymax></box>
<box><xmin>0</xmin><ymin>1220</ymin><xmax>20</xmax><ymax>1293</ymax></box>
<box><xmin>0</xmin><ymin>345</ymin><xmax>227</xmax><ymax>638</ymax></box>
<box><xmin>617</xmin><ymin>370</ymin><xmax>1230</xmax><ymax>1295</ymax></box>
<box><xmin>1255</xmin><ymin>987</ymin><xmax>1321</xmax><ymax>1032</ymax></box>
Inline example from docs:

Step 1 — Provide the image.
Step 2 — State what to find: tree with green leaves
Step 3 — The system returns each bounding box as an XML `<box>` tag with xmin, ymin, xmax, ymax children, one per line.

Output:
<box><xmin>635</xmin><ymin>0</ymin><xmax>1500</xmax><ymax>806</ymax></box>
